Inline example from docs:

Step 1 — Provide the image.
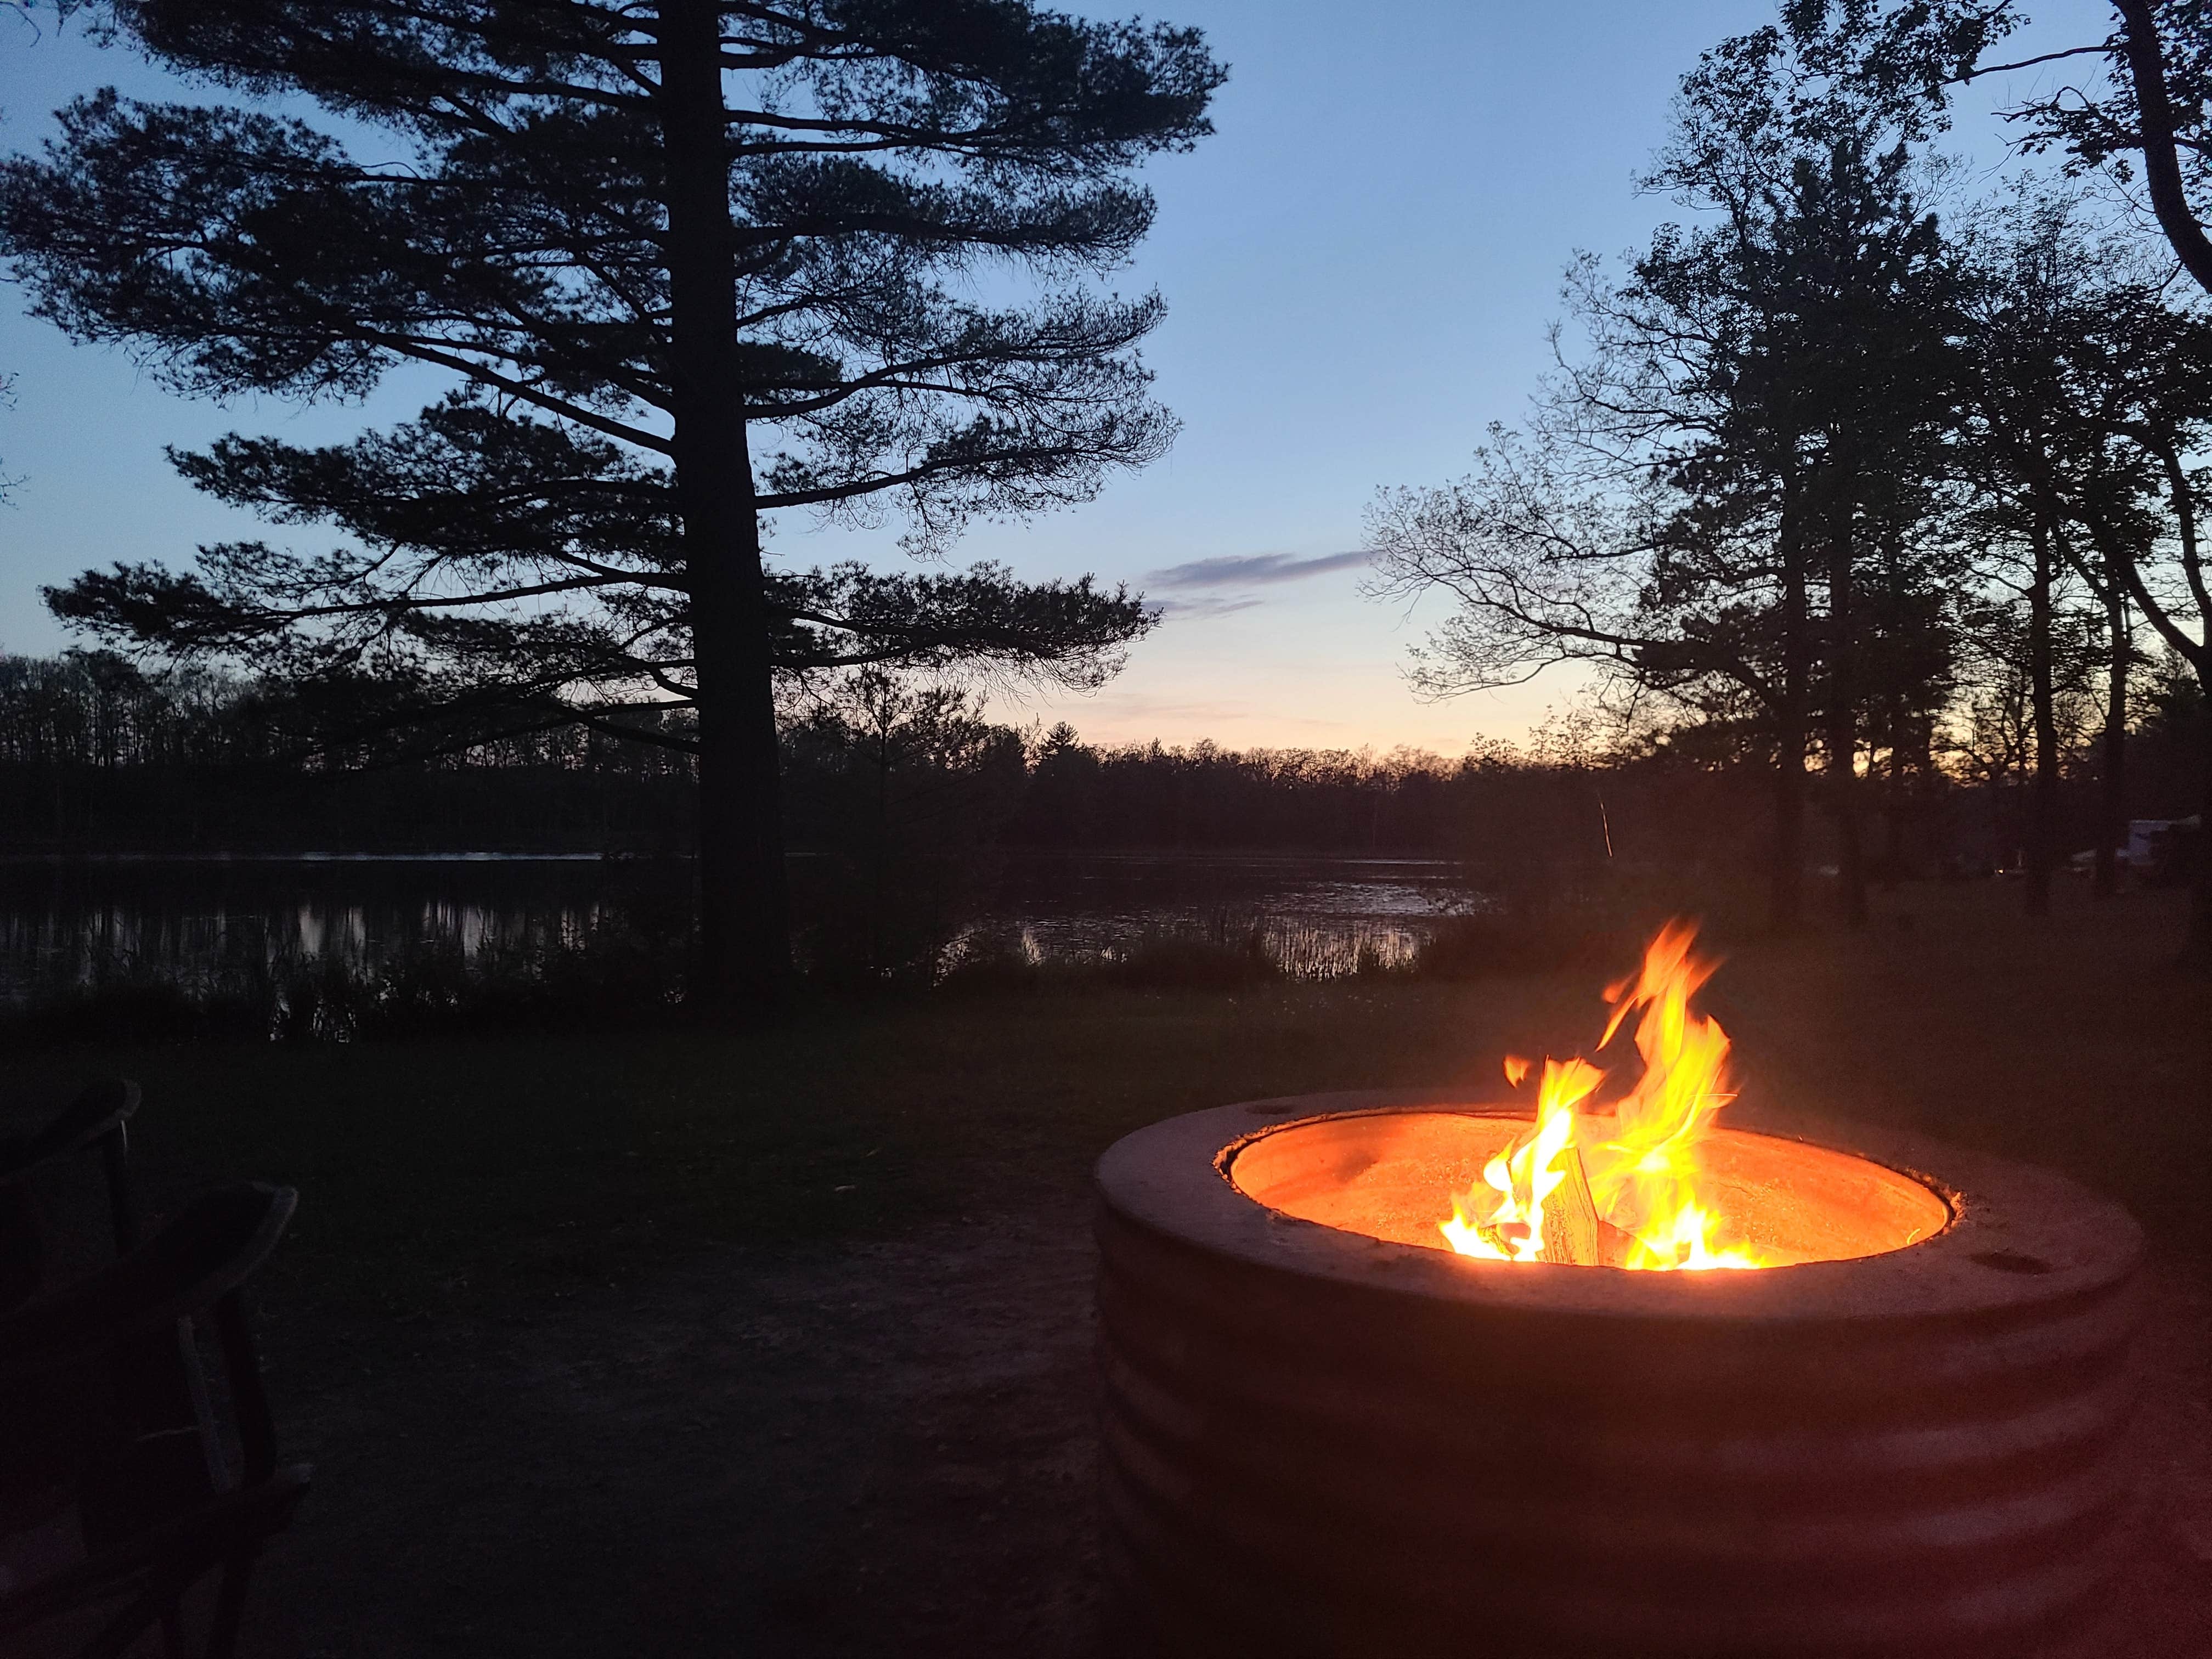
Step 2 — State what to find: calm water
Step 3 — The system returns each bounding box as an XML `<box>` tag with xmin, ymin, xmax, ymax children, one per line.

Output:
<box><xmin>965</xmin><ymin>853</ymin><xmax>1463</xmax><ymax>975</ymax></box>
<box><xmin>0</xmin><ymin>852</ymin><xmax>1469</xmax><ymax>995</ymax></box>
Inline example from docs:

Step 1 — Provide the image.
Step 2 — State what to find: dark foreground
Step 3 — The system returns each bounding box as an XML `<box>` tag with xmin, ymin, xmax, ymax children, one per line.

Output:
<box><xmin>4</xmin><ymin>883</ymin><xmax>2208</xmax><ymax>1655</ymax></box>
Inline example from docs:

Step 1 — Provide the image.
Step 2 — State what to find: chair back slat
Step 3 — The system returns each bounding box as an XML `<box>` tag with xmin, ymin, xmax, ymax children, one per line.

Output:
<box><xmin>0</xmin><ymin>1181</ymin><xmax>307</xmax><ymax>1659</ymax></box>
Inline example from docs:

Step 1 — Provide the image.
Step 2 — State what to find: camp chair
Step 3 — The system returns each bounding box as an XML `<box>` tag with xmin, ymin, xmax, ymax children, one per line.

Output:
<box><xmin>0</xmin><ymin>1080</ymin><xmax>144</xmax><ymax>1311</ymax></box>
<box><xmin>0</xmin><ymin>1079</ymin><xmax>214</xmax><ymax>1559</ymax></box>
<box><xmin>0</xmin><ymin>1183</ymin><xmax>311</xmax><ymax>1659</ymax></box>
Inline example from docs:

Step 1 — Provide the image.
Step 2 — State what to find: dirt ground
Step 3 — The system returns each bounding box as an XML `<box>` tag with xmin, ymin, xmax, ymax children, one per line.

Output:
<box><xmin>245</xmin><ymin>1208</ymin><xmax>1104</xmax><ymax>1656</ymax></box>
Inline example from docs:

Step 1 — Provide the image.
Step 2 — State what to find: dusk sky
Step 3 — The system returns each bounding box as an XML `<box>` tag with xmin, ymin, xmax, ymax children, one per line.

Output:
<box><xmin>0</xmin><ymin>0</ymin><xmax>2114</xmax><ymax>754</ymax></box>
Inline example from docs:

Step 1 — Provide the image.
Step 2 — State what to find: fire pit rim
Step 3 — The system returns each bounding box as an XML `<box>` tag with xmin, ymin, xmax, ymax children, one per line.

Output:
<box><xmin>1096</xmin><ymin>1089</ymin><xmax>2143</xmax><ymax>1324</ymax></box>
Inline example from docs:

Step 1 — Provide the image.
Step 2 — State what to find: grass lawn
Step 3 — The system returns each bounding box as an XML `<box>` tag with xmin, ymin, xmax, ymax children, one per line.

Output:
<box><xmin>1</xmin><ymin>878</ymin><xmax>2205</xmax><ymax>1655</ymax></box>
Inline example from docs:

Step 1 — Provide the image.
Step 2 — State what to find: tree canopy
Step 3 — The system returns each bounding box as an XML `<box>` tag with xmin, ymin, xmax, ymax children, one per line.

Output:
<box><xmin>1370</xmin><ymin>3</ymin><xmax>2212</xmax><ymax>958</ymax></box>
<box><xmin>0</xmin><ymin>0</ymin><xmax>1224</xmax><ymax>1001</ymax></box>
<box><xmin>1368</xmin><ymin>15</ymin><xmax>1972</xmax><ymax>930</ymax></box>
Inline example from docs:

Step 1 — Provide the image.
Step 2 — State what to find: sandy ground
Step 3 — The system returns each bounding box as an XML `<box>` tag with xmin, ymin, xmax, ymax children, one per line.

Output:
<box><xmin>231</xmin><ymin>1190</ymin><xmax>2211</xmax><ymax>1658</ymax></box>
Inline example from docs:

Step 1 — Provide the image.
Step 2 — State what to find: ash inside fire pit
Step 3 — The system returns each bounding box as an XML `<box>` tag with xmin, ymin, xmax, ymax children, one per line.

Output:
<box><xmin>1228</xmin><ymin>1109</ymin><xmax>1951</xmax><ymax>1265</ymax></box>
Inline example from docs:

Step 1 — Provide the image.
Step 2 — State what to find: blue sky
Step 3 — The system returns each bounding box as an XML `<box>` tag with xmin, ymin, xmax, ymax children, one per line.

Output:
<box><xmin>0</xmin><ymin>0</ymin><xmax>2118</xmax><ymax>752</ymax></box>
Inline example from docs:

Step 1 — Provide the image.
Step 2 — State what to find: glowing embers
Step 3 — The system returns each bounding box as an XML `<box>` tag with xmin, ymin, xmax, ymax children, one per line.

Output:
<box><xmin>1226</xmin><ymin>923</ymin><xmax>1952</xmax><ymax>1268</ymax></box>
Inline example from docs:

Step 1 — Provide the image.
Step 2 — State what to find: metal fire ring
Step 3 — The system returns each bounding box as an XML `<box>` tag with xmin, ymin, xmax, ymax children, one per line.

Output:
<box><xmin>1094</xmin><ymin>1090</ymin><xmax>2147</xmax><ymax>1659</ymax></box>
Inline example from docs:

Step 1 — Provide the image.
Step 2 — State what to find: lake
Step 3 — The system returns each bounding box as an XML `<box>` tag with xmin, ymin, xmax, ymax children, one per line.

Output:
<box><xmin>0</xmin><ymin>852</ymin><xmax>1470</xmax><ymax>997</ymax></box>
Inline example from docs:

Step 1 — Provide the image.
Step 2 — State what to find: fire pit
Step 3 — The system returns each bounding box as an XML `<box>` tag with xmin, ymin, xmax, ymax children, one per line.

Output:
<box><xmin>1093</xmin><ymin>930</ymin><xmax>2145</xmax><ymax>1657</ymax></box>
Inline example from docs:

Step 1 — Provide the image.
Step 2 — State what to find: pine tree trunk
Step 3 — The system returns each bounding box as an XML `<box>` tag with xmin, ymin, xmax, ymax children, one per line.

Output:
<box><xmin>2094</xmin><ymin>588</ymin><xmax>2129</xmax><ymax>901</ymax></box>
<box><xmin>1825</xmin><ymin>495</ymin><xmax>1867</xmax><ymax>928</ymax></box>
<box><xmin>2025</xmin><ymin>520</ymin><xmax>2057</xmax><ymax>919</ymax></box>
<box><xmin>1770</xmin><ymin>503</ymin><xmax>1809</xmax><ymax>935</ymax></box>
<box><xmin>660</xmin><ymin>1</ymin><xmax>791</xmax><ymax>1009</ymax></box>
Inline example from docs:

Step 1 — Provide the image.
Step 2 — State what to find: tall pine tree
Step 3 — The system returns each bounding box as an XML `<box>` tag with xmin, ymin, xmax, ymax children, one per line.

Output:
<box><xmin>0</xmin><ymin>1</ymin><xmax>1222</xmax><ymax>1006</ymax></box>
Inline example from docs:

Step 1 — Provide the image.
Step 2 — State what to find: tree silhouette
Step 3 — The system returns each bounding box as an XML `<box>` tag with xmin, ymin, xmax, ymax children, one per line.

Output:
<box><xmin>0</xmin><ymin>0</ymin><xmax>1221</xmax><ymax>1007</ymax></box>
<box><xmin>1368</xmin><ymin>19</ymin><xmax>1966</xmax><ymax>934</ymax></box>
<box><xmin>1781</xmin><ymin>1</ymin><xmax>2212</xmax><ymax>955</ymax></box>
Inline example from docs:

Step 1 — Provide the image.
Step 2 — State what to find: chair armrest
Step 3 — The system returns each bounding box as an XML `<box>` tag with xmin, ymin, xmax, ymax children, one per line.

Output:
<box><xmin>0</xmin><ymin>1081</ymin><xmax>140</xmax><ymax>1183</ymax></box>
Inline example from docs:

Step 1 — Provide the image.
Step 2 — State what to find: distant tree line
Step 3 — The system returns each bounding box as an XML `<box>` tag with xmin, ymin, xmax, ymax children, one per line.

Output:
<box><xmin>2</xmin><ymin>650</ymin><xmax>2198</xmax><ymax>884</ymax></box>
<box><xmin>0</xmin><ymin>650</ymin><xmax>696</xmax><ymax>853</ymax></box>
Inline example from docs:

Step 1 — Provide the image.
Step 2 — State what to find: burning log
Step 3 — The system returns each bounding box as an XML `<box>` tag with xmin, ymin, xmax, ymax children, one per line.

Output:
<box><xmin>1540</xmin><ymin>1143</ymin><xmax>1601</xmax><ymax>1265</ymax></box>
<box><xmin>1470</xmin><ymin>1218</ymin><xmax>1522</xmax><ymax>1256</ymax></box>
<box><xmin>1472</xmin><ymin>1144</ymin><xmax>1634</xmax><ymax>1266</ymax></box>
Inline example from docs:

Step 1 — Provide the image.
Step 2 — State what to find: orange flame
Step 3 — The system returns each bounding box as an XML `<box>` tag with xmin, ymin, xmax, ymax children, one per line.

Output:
<box><xmin>1440</xmin><ymin>920</ymin><xmax>1770</xmax><ymax>1271</ymax></box>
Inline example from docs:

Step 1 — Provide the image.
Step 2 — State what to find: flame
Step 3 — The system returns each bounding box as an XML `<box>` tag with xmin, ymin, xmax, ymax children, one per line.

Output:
<box><xmin>1440</xmin><ymin>920</ymin><xmax>1772</xmax><ymax>1272</ymax></box>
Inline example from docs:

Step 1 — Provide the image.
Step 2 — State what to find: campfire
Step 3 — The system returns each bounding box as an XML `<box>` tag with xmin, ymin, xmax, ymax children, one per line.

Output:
<box><xmin>1439</xmin><ymin>919</ymin><xmax>1889</xmax><ymax>1271</ymax></box>
<box><xmin>1221</xmin><ymin>919</ymin><xmax>1953</xmax><ymax>1274</ymax></box>
<box><xmin>1093</xmin><ymin>943</ymin><xmax>2147</xmax><ymax>1657</ymax></box>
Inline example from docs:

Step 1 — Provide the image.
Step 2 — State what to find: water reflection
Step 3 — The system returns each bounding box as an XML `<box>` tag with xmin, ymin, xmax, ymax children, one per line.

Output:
<box><xmin>0</xmin><ymin>856</ymin><xmax>674</xmax><ymax>998</ymax></box>
<box><xmin>972</xmin><ymin>915</ymin><xmax>1430</xmax><ymax>978</ymax></box>
<box><xmin>0</xmin><ymin>852</ymin><xmax>1466</xmax><ymax>995</ymax></box>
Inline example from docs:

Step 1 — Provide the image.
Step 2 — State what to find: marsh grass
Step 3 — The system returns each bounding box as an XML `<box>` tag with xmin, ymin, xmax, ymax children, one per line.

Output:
<box><xmin>1</xmin><ymin>926</ymin><xmax>689</xmax><ymax>1047</ymax></box>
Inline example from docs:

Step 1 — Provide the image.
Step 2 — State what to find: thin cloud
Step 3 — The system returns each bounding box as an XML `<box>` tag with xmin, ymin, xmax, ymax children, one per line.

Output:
<box><xmin>1144</xmin><ymin>549</ymin><xmax>1369</xmax><ymax>590</ymax></box>
<box><xmin>1155</xmin><ymin>594</ymin><xmax>1266</xmax><ymax>620</ymax></box>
